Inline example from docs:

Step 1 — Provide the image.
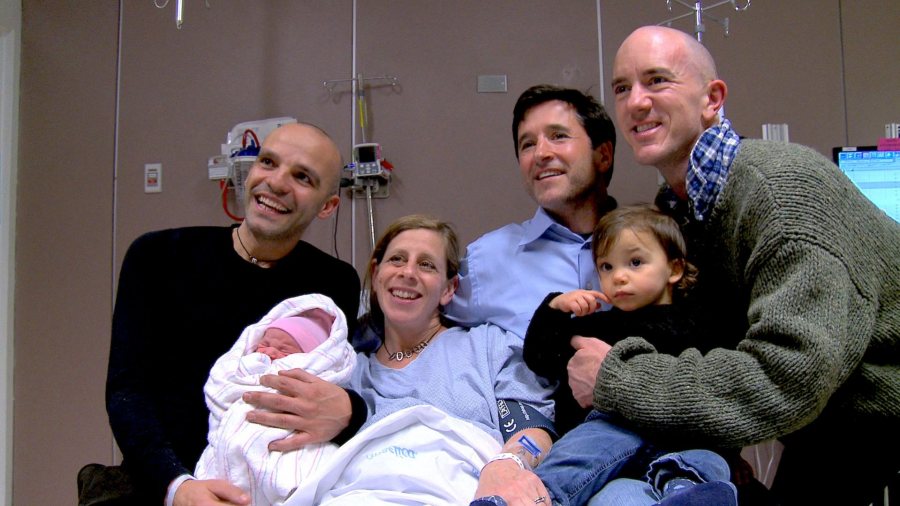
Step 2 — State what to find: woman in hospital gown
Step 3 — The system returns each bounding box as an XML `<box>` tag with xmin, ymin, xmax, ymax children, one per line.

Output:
<box><xmin>291</xmin><ymin>214</ymin><xmax>555</xmax><ymax>506</ymax></box>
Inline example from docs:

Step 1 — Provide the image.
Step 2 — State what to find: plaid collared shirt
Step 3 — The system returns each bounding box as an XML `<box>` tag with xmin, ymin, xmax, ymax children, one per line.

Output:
<box><xmin>659</xmin><ymin>119</ymin><xmax>742</xmax><ymax>222</ymax></box>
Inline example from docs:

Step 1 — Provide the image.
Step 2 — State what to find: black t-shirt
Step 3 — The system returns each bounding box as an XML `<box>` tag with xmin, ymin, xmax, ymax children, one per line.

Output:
<box><xmin>106</xmin><ymin>226</ymin><xmax>360</xmax><ymax>501</ymax></box>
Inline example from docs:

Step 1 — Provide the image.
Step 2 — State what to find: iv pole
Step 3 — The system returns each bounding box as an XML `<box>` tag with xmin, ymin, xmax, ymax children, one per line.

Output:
<box><xmin>153</xmin><ymin>0</ymin><xmax>211</xmax><ymax>29</ymax></box>
<box><xmin>323</xmin><ymin>72</ymin><xmax>398</xmax><ymax>255</ymax></box>
<box><xmin>657</xmin><ymin>0</ymin><xmax>750</xmax><ymax>120</ymax></box>
<box><xmin>323</xmin><ymin>0</ymin><xmax>398</xmax><ymax>268</ymax></box>
<box><xmin>657</xmin><ymin>0</ymin><xmax>751</xmax><ymax>42</ymax></box>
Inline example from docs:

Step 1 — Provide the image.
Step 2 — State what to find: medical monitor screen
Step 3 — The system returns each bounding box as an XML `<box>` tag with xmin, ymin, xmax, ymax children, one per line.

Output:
<box><xmin>833</xmin><ymin>147</ymin><xmax>900</xmax><ymax>222</ymax></box>
<box><xmin>356</xmin><ymin>145</ymin><xmax>377</xmax><ymax>164</ymax></box>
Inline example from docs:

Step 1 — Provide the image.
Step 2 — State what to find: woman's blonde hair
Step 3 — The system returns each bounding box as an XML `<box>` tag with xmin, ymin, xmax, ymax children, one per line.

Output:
<box><xmin>361</xmin><ymin>214</ymin><xmax>460</xmax><ymax>335</ymax></box>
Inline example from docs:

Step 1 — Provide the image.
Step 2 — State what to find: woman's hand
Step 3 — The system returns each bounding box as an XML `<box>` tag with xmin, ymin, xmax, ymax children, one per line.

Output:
<box><xmin>173</xmin><ymin>479</ymin><xmax>249</xmax><ymax>506</ymax></box>
<box><xmin>474</xmin><ymin>459</ymin><xmax>549</xmax><ymax>506</ymax></box>
<box><xmin>475</xmin><ymin>427</ymin><xmax>554</xmax><ymax>504</ymax></box>
<box><xmin>242</xmin><ymin>368</ymin><xmax>352</xmax><ymax>451</ymax></box>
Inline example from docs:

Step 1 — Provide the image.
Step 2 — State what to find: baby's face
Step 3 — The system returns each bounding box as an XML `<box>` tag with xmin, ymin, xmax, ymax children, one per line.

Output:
<box><xmin>256</xmin><ymin>328</ymin><xmax>302</xmax><ymax>360</ymax></box>
<box><xmin>597</xmin><ymin>229</ymin><xmax>680</xmax><ymax>311</ymax></box>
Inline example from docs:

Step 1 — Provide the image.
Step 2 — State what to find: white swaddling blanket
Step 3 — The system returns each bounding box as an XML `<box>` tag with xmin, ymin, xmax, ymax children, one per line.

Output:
<box><xmin>285</xmin><ymin>404</ymin><xmax>502</xmax><ymax>506</ymax></box>
<box><xmin>195</xmin><ymin>293</ymin><xmax>356</xmax><ymax>506</ymax></box>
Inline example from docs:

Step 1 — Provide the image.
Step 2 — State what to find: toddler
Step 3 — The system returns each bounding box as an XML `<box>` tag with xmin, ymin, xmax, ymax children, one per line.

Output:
<box><xmin>521</xmin><ymin>205</ymin><xmax>736</xmax><ymax>506</ymax></box>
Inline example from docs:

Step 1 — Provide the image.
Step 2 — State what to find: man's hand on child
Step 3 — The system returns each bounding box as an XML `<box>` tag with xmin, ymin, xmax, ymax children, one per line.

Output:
<box><xmin>242</xmin><ymin>368</ymin><xmax>352</xmax><ymax>451</ymax></box>
<box><xmin>173</xmin><ymin>479</ymin><xmax>249</xmax><ymax>506</ymax></box>
<box><xmin>568</xmin><ymin>336</ymin><xmax>612</xmax><ymax>408</ymax></box>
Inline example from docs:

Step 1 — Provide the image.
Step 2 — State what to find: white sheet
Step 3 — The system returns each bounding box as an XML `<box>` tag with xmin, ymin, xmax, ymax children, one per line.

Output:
<box><xmin>286</xmin><ymin>404</ymin><xmax>502</xmax><ymax>506</ymax></box>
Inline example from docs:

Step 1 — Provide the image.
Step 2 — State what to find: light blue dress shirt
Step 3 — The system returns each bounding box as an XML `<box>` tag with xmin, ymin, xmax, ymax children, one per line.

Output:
<box><xmin>445</xmin><ymin>207</ymin><xmax>609</xmax><ymax>339</ymax></box>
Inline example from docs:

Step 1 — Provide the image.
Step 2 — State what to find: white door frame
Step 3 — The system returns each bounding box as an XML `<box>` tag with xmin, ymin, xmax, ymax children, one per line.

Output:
<box><xmin>0</xmin><ymin>1</ymin><xmax>21</xmax><ymax>504</ymax></box>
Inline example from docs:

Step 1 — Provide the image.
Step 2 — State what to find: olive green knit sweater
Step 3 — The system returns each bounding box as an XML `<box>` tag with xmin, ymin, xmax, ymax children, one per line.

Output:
<box><xmin>594</xmin><ymin>139</ymin><xmax>900</xmax><ymax>449</ymax></box>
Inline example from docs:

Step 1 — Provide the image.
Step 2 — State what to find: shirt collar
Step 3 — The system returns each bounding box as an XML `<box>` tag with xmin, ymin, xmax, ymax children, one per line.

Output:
<box><xmin>682</xmin><ymin>118</ymin><xmax>741</xmax><ymax>222</ymax></box>
<box><xmin>521</xmin><ymin>197</ymin><xmax>617</xmax><ymax>246</ymax></box>
<box><xmin>521</xmin><ymin>207</ymin><xmax>571</xmax><ymax>246</ymax></box>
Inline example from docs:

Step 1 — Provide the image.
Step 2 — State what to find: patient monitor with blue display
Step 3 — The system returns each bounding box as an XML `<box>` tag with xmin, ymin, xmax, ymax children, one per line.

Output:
<box><xmin>833</xmin><ymin>146</ymin><xmax>900</xmax><ymax>222</ymax></box>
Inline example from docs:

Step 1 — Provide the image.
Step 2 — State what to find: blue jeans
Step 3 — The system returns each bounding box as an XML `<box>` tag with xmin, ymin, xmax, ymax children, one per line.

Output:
<box><xmin>536</xmin><ymin>411</ymin><xmax>733</xmax><ymax>506</ymax></box>
<box><xmin>586</xmin><ymin>451</ymin><xmax>737</xmax><ymax>506</ymax></box>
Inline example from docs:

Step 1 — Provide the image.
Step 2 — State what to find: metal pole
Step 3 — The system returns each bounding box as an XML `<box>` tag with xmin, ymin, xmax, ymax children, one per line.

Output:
<box><xmin>366</xmin><ymin>185</ymin><xmax>375</xmax><ymax>250</ymax></box>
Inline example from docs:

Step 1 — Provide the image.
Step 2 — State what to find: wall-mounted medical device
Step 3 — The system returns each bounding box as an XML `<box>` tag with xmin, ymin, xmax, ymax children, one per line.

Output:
<box><xmin>354</xmin><ymin>143</ymin><xmax>384</xmax><ymax>177</ymax></box>
<box><xmin>208</xmin><ymin>117</ymin><xmax>297</xmax><ymax>218</ymax></box>
<box><xmin>341</xmin><ymin>142</ymin><xmax>394</xmax><ymax>251</ymax></box>
<box><xmin>342</xmin><ymin>142</ymin><xmax>392</xmax><ymax>199</ymax></box>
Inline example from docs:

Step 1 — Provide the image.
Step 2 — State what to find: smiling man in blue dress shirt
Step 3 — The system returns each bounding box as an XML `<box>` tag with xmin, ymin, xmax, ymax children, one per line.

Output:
<box><xmin>445</xmin><ymin>84</ymin><xmax>617</xmax><ymax>340</ymax></box>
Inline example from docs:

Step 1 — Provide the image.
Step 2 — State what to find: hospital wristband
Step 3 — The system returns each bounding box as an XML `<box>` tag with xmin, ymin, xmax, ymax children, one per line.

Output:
<box><xmin>484</xmin><ymin>452</ymin><xmax>532</xmax><ymax>472</ymax></box>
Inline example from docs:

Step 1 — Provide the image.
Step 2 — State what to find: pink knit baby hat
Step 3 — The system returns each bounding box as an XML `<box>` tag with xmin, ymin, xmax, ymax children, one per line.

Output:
<box><xmin>267</xmin><ymin>308</ymin><xmax>335</xmax><ymax>353</ymax></box>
